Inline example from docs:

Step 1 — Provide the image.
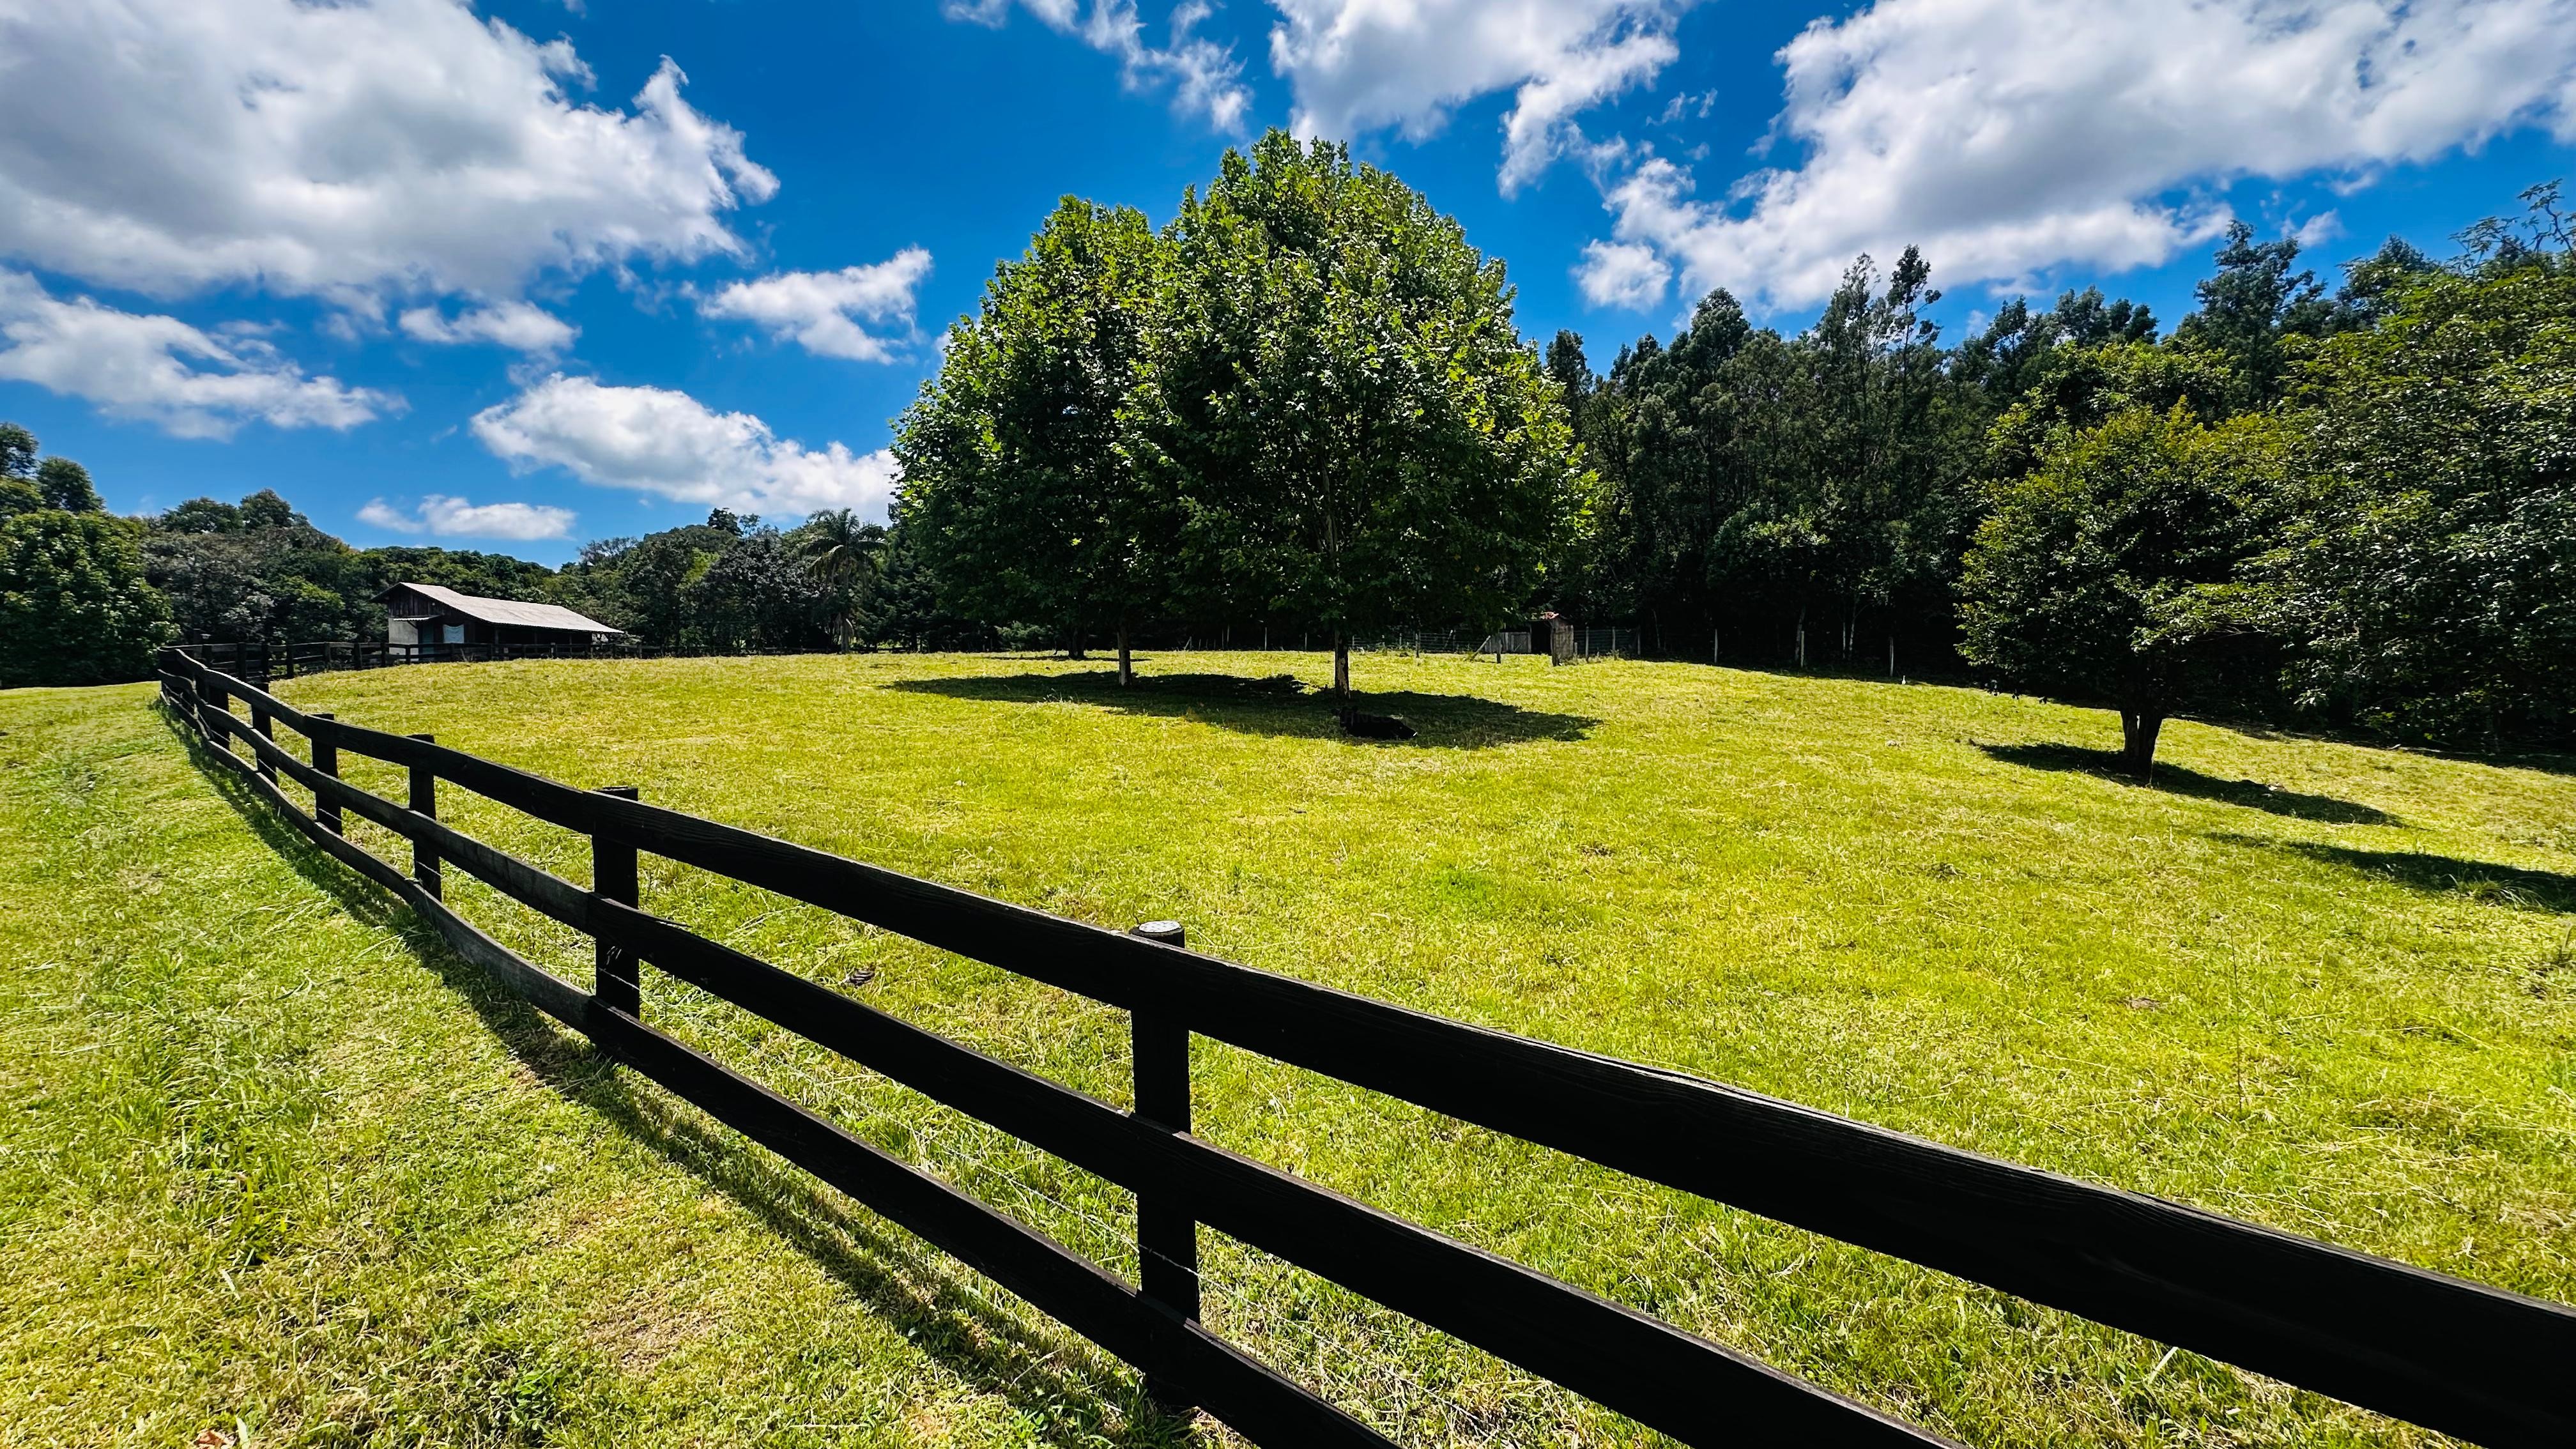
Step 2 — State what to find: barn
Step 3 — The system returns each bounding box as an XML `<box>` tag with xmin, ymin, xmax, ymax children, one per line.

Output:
<box><xmin>378</xmin><ymin>583</ymin><xmax>626</xmax><ymax>653</ymax></box>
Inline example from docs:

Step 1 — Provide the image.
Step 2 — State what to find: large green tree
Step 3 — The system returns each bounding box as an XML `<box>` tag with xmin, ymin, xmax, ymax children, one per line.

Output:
<box><xmin>0</xmin><ymin>510</ymin><xmax>173</xmax><ymax>687</ymax></box>
<box><xmin>1960</xmin><ymin>406</ymin><xmax>2289</xmax><ymax>778</ymax></box>
<box><xmin>897</xmin><ymin>197</ymin><xmax>1170</xmax><ymax>683</ymax></box>
<box><xmin>1143</xmin><ymin>132</ymin><xmax>1580</xmax><ymax>696</ymax></box>
<box><xmin>2259</xmin><ymin>247</ymin><xmax>2576</xmax><ymax>746</ymax></box>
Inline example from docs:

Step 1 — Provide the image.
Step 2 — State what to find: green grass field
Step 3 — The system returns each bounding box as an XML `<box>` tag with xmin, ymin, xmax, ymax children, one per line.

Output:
<box><xmin>6</xmin><ymin>650</ymin><xmax>2573</xmax><ymax>1448</ymax></box>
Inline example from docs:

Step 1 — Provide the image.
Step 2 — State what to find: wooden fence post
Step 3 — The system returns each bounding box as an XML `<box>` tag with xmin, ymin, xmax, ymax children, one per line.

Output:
<box><xmin>194</xmin><ymin>671</ymin><xmax>218</xmax><ymax>739</ymax></box>
<box><xmin>251</xmin><ymin>702</ymin><xmax>277</xmax><ymax>783</ymax></box>
<box><xmin>593</xmin><ymin>786</ymin><xmax>642</xmax><ymax>1016</ymax></box>
<box><xmin>407</xmin><ymin>733</ymin><xmax>441</xmax><ymax>900</ymax></box>
<box><xmin>1129</xmin><ymin>919</ymin><xmax>1200</xmax><ymax>1412</ymax></box>
<box><xmin>310</xmin><ymin>713</ymin><xmax>341</xmax><ymax>836</ymax></box>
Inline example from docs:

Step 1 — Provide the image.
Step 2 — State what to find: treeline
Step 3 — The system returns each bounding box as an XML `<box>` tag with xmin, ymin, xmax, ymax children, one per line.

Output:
<box><xmin>880</xmin><ymin>139</ymin><xmax>2575</xmax><ymax>761</ymax></box>
<box><xmin>0</xmin><ymin>447</ymin><xmax>900</xmax><ymax>686</ymax></box>
<box><xmin>9</xmin><ymin>137</ymin><xmax>2571</xmax><ymax>770</ymax></box>
<box><xmin>1548</xmin><ymin>189</ymin><xmax>2574</xmax><ymax>767</ymax></box>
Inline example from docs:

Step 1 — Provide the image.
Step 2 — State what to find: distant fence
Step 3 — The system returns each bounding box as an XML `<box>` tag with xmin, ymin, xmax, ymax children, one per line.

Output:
<box><xmin>186</xmin><ymin>638</ymin><xmax>825</xmax><ymax>686</ymax></box>
<box><xmin>153</xmin><ymin>644</ymin><xmax>2575</xmax><ymax>1448</ymax></box>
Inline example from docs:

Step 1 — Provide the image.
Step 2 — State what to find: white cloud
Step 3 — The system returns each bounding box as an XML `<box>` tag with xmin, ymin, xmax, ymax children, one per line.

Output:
<box><xmin>1267</xmin><ymin>0</ymin><xmax>1694</xmax><ymax>192</ymax></box>
<box><xmin>471</xmin><ymin>374</ymin><xmax>899</xmax><ymax>519</ymax></box>
<box><xmin>0</xmin><ymin>0</ymin><xmax>776</xmax><ymax>311</ymax></box>
<box><xmin>0</xmin><ymin>272</ymin><xmax>397</xmax><ymax>439</ymax></box>
<box><xmin>399</xmin><ymin>301</ymin><xmax>578</xmax><ymax>355</ymax></box>
<box><xmin>357</xmin><ymin>494</ymin><xmax>577</xmax><ymax>540</ymax></box>
<box><xmin>949</xmin><ymin>1</ymin><xmax>1252</xmax><ymax>129</ymax></box>
<box><xmin>1573</xmin><ymin>238</ymin><xmax>1672</xmax><ymax>307</ymax></box>
<box><xmin>1591</xmin><ymin>0</ymin><xmax>2576</xmax><ymax>310</ymax></box>
<box><xmin>699</xmin><ymin>248</ymin><xmax>932</xmax><ymax>362</ymax></box>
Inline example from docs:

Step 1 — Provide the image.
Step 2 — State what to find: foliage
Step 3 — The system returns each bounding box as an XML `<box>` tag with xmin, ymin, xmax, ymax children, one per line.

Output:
<box><xmin>1143</xmin><ymin>132</ymin><xmax>1581</xmax><ymax>694</ymax></box>
<box><xmin>1567</xmin><ymin>254</ymin><xmax>1983</xmax><ymax>666</ymax></box>
<box><xmin>898</xmin><ymin>197</ymin><xmax>1172</xmax><ymax>680</ymax></box>
<box><xmin>0</xmin><ymin>422</ymin><xmax>33</xmax><ymax>481</ymax></box>
<box><xmin>0</xmin><ymin>509</ymin><xmax>172</xmax><ymax>686</ymax></box>
<box><xmin>1960</xmin><ymin>406</ymin><xmax>2291</xmax><ymax>775</ymax></box>
<box><xmin>2259</xmin><ymin>251</ymin><xmax>2576</xmax><ymax>746</ymax></box>
<box><xmin>143</xmin><ymin>490</ymin><xmax>378</xmax><ymax>646</ymax></box>
<box><xmin>792</xmin><ymin>507</ymin><xmax>888</xmax><ymax>650</ymax></box>
<box><xmin>33</xmin><ymin>456</ymin><xmax>101</xmax><ymax>512</ymax></box>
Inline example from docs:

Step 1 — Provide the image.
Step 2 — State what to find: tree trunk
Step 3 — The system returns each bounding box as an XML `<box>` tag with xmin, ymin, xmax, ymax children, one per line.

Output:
<box><xmin>1117</xmin><ymin>621</ymin><xmax>1133</xmax><ymax>687</ymax></box>
<box><xmin>1331</xmin><ymin>629</ymin><xmax>1351</xmax><ymax>698</ymax></box>
<box><xmin>2120</xmin><ymin>710</ymin><xmax>2164</xmax><ymax>781</ymax></box>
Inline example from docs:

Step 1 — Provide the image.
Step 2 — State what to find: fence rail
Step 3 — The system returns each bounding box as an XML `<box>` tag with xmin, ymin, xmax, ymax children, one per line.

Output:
<box><xmin>153</xmin><ymin>645</ymin><xmax>2576</xmax><ymax>1448</ymax></box>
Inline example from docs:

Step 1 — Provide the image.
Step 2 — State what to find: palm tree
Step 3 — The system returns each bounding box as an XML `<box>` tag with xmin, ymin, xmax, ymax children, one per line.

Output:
<box><xmin>795</xmin><ymin>509</ymin><xmax>887</xmax><ymax>650</ymax></box>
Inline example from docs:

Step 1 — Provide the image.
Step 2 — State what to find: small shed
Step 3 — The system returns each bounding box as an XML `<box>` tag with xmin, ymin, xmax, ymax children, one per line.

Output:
<box><xmin>378</xmin><ymin>583</ymin><xmax>625</xmax><ymax>650</ymax></box>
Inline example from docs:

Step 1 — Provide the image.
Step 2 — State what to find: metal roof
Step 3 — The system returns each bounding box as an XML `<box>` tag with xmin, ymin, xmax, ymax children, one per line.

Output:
<box><xmin>378</xmin><ymin>582</ymin><xmax>627</xmax><ymax>635</ymax></box>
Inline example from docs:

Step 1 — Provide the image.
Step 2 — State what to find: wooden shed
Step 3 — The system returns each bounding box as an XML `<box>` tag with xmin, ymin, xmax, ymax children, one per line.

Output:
<box><xmin>378</xmin><ymin>583</ymin><xmax>625</xmax><ymax>651</ymax></box>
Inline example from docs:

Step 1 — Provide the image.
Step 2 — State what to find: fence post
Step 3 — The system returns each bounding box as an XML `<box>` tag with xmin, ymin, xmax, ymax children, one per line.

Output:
<box><xmin>407</xmin><ymin>734</ymin><xmax>441</xmax><ymax>901</ymax></box>
<box><xmin>196</xmin><ymin>671</ymin><xmax>226</xmax><ymax>744</ymax></box>
<box><xmin>251</xmin><ymin>700</ymin><xmax>277</xmax><ymax>783</ymax></box>
<box><xmin>592</xmin><ymin>786</ymin><xmax>642</xmax><ymax>1017</ymax></box>
<box><xmin>1128</xmin><ymin>919</ymin><xmax>1199</xmax><ymax>1412</ymax></box>
<box><xmin>310</xmin><ymin>713</ymin><xmax>341</xmax><ymax>836</ymax></box>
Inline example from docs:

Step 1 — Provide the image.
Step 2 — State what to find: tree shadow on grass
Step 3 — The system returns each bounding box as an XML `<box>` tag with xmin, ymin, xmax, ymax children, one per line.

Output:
<box><xmin>1977</xmin><ymin>742</ymin><xmax>2400</xmax><ymax>826</ymax></box>
<box><xmin>164</xmin><ymin>711</ymin><xmax>1206</xmax><ymax>1449</ymax></box>
<box><xmin>2211</xmin><ymin>833</ymin><xmax>2576</xmax><ymax>914</ymax></box>
<box><xmin>887</xmin><ymin>669</ymin><xmax>1597</xmax><ymax>749</ymax></box>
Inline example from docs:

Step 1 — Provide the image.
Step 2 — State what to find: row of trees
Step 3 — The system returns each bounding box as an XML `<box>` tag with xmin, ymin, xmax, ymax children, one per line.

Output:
<box><xmin>0</xmin><ymin>445</ymin><xmax>908</xmax><ymax>689</ymax></box>
<box><xmin>0</xmin><ymin>424</ymin><xmax>171</xmax><ymax>689</ymax></box>
<box><xmin>8</xmin><ymin>141</ymin><xmax>2570</xmax><ymax>776</ymax></box>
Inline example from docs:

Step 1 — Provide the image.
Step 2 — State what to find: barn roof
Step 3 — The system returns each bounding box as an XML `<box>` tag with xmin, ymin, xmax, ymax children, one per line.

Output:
<box><xmin>378</xmin><ymin>582</ymin><xmax>626</xmax><ymax>635</ymax></box>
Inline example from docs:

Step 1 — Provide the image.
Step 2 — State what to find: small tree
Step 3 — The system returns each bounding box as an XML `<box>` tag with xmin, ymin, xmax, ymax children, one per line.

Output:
<box><xmin>1143</xmin><ymin>132</ymin><xmax>1580</xmax><ymax>696</ymax></box>
<box><xmin>793</xmin><ymin>508</ymin><xmax>888</xmax><ymax>650</ymax></box>
<box><xmin>897</xmin><ymin>197</ymin><xmax>1170</xmax><ymax>684</ymax></box>
<box><xmin>35</xmin><ymin>457</ymin><xmax>102</xmax><ymax>512</ymax></box>
<box><xmin>1960</xmin><ymin>406</ymin><xmax>2285</xmax><ymax>778</ymax></box>
<box><xmin>0</xmin><ymin>422</ymin><xmax>34</xmax><ymax>481</ymax></box>
<box><xmin>0</xmin><ymin>510</ymin><xmax>174</xmax><ymax>687</ymax></box>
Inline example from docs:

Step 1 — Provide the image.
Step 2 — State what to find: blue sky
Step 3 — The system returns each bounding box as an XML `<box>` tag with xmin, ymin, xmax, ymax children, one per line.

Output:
<box><xmin>3</xmin><ymin>0</ymin><xmax>2572</xmax><ymax>565</ymax></box>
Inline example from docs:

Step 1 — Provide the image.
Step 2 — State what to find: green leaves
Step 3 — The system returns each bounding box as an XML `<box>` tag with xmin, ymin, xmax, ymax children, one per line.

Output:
<box><xmin>0</xmin><ymin>509</ymin><xmax>173</xmax><ymax>687</ymax></box>
<box><xmin>1960</xmin><ymin>405</ymin><xmax>2285</xmax><ymax>719</ymax></box>
<box><xmin>894</xmin><ymin>135</ymin><xmax>1583</xmax><ymax>684</ymax></box>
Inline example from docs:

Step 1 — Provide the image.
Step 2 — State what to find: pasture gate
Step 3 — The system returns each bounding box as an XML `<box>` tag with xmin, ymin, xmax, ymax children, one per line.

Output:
<box><xmin>154</xmin><ymin>646</ymin><xmax>2575</xmax><ymax>1448</ymax></box>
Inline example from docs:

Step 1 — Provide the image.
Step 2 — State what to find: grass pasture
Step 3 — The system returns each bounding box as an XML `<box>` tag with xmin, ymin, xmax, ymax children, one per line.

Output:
<box><xmin>4</xmin><ymin>650</ymin><xmax>2573</xmax><ymax>1448</ymax></box>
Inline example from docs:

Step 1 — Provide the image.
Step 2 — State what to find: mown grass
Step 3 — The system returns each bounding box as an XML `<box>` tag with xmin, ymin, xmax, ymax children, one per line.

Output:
<box><xmin>6</xmin><ymin>650</ymin><xmax>2573</xmax><ymax>1447</ymax></box>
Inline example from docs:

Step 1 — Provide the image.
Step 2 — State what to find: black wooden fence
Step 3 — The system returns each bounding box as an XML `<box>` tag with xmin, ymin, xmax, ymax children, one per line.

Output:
<box><xmin>153</xmin><ymin>645</ymin><xmax>2576</xmax><ymax>1448</ymax></box>
<box><xmin>187</xmin><ymin>638</ymin><xmax>824</xmax><ymax>684</ymax></box>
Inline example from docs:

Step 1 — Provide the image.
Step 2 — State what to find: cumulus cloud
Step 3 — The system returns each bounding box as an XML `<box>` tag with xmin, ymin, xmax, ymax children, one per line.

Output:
<box><xmin>1573</xmin><ymin>239</ymin><xmax>1672</xmax><ymax>308</ymax></box>
<box><xmin>356</xmin><ymin>494</ymin><xmax>577</xmax><ymax>540</ymax></box>
<box><xmin>398</xmin><ymin>301</ymin><xmax>578</xmax><ymax>355</ymax></box>
<box><xmin>1590</xmin><ymin>0</ymin><xmax>2576</xmax><ymax>310</ymax></box>
<box><xmin>948</xmin><ymin>1</ymin><xmax>1251</xmax><ymax>128</ymax></box>
<box><xmin>1268</xmin><ymin>0</ymin><xmax>1694</xmax><ymax>192</ymax></box>
<box><xmin>699</xmin><ymin>248</ymin><xmax>932</xmax><ymax>362</ymax></box>
<box><xmin>0</xmin><ymin>273</ymin><xmax>396</xmax><ymax>439</ymax></box>
<box><xmin>0</xmin><ymin>0</ymin><xmax>776</xmax><ymax>311</ymax></box>
<box><xmin>471</xmin><ymin>374</ymin><xmax>899</xmax><ymax>519</ymax></box>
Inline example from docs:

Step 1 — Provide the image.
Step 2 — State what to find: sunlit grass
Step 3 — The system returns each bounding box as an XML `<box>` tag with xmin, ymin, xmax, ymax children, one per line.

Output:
<box><xmin>5</xmin><ymin>649</ymin><xmax>2572</xmax><ymax>1447</ymax></box>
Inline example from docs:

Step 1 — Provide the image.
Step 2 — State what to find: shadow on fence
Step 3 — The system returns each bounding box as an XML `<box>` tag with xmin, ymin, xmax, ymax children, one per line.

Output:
<box><xmin>151</xmin><ymin>644</ymin><xmax>2576</xmax><ymax>1449</ymax></box>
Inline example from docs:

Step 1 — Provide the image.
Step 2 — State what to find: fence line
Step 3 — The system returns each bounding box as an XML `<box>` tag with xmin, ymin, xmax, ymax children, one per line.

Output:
<box><xmin>154</xmin><ymin>645</ymin><xmax>2576</xmax><ymax>1448</ymax></box>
